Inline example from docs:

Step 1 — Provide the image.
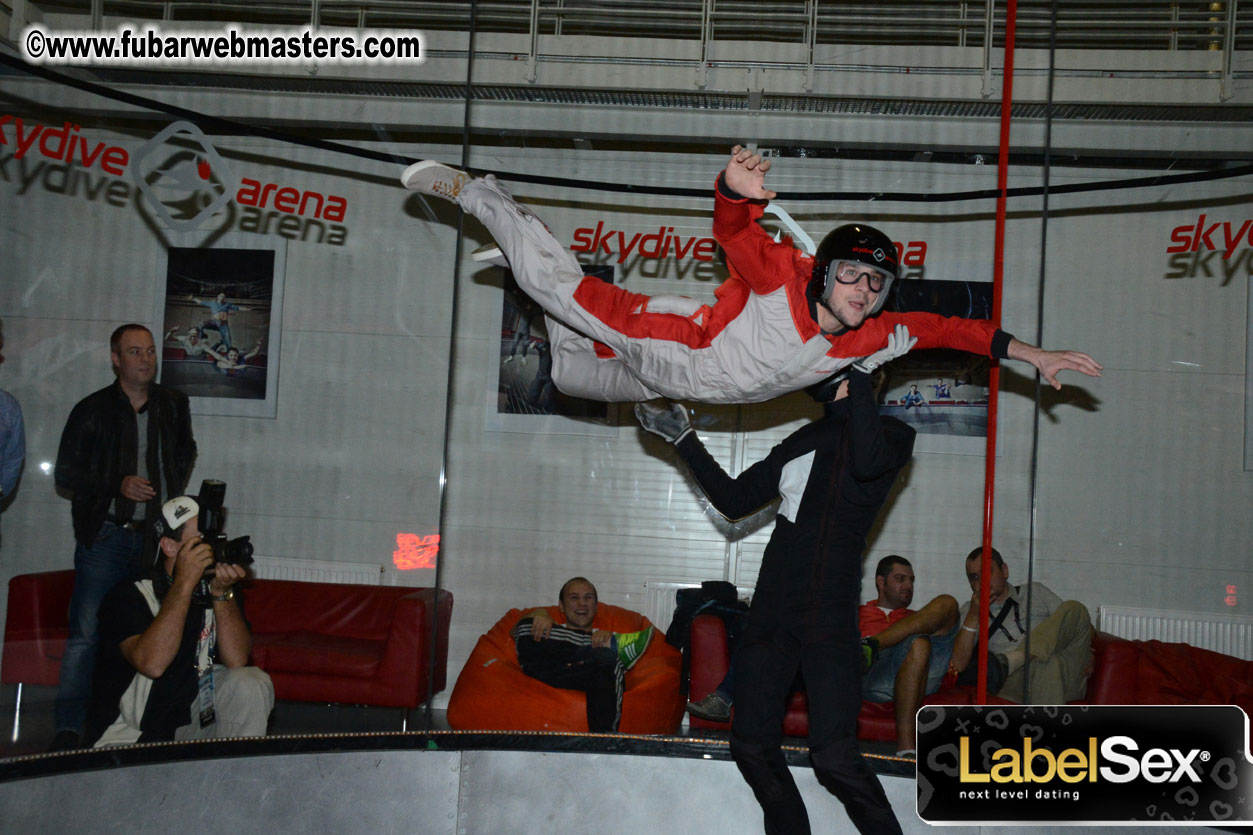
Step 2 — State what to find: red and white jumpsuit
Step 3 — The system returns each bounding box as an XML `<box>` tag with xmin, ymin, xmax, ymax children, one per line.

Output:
<box><xmin>456</xmin><ymin>174</ymin><xmax>1009</xmax><ymax>403</ymax></box>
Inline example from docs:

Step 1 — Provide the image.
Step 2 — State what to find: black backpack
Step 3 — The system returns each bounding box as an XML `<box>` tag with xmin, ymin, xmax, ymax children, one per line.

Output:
<box><xmin>665</xmin><ymin>581</ymin><xmax>750</xmax><ymax>695</ymax></box>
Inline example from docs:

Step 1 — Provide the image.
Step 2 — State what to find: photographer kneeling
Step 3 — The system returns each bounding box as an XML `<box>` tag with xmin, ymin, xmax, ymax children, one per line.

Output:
<box><xmin>83</xmin><ymin>495</ymin><xmax>273</xmax><ymax>747</ymax></box>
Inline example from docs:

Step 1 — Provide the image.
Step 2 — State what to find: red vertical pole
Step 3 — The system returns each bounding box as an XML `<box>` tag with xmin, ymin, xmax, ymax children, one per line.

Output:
<box><xmin>978</xmin><ymin>0</ymin><xmax>1018</xmax><ymax>703</ymax></box>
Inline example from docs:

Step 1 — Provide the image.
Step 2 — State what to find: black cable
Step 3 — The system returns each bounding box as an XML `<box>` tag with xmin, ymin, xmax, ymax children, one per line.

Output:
<box><xmin>3</xmin><ymin>50</ymin><xmax>1250</xmax><ymax>203</ymax></box>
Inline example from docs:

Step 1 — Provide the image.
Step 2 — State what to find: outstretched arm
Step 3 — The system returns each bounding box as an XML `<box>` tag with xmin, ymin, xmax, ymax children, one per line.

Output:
<box><xmin>713</xmin><ymin>147</ymin><xmax>796</xmax><ymax>295</ymax></box>
<box><xmin>723</xmin><ymin>145</ymin><xmax>777</xmax><ymax>200</ymax></box>
<box><xmin>677</xmin><ymin>434</ymin><xmax>786</xmax><ymax>521</ymax></box>
<box><xmin>636</xmin><ymin>401</ymin><xmax>782</xmax><ymax>521</ymax></box>
<box><xmin>1006</xmin><ymin>338</ymin><xmax>1102</xmax><ymax>390</ymax></box>
<box><xmin>869</xmin><ymin>314</ymin><xmax>1102</xmax><ymax>390</ymax></box>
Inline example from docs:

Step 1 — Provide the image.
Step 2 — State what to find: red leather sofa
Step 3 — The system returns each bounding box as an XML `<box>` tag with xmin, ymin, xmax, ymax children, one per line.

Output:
<box><xmin>1082</xmin><ymin>629</ymin><xmax>1253</xmax><ymax>711</ymax></box>
<box><xmin>2</xmin><ymin>569</ymin><xmax>453</xmax><ymax>712</ymax></box>
<box><xmin>687</xmin><ymin>614</ymin><xmax>1253</xmax><ymax>743</ymax></box>
<box><xmin>244</xmin><ymin>578</ymin><xmax>453</xmax><ymax>708</ymax></box>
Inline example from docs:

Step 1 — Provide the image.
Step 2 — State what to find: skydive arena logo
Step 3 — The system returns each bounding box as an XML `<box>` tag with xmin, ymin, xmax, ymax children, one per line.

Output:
<box><xmin>2</xmin><ymin>114</ymin><xmax>350</xmax><ymax>242</ymax></box>
<box><xmin>917</xmin><ymin>705</ymin><xmax>1253</xmax><ymax>825</ymax></box>
<box><xmin>131</xmin><ymin>120</ymin><xmax>234</xmax><ymax>231</ymax></box>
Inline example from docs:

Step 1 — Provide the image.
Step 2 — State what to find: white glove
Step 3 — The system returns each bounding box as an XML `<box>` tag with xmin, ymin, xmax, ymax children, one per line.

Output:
<box><xmin>853</xmin><ymin>324</ymin><xmax>917</xmax><ymax>373</ymax></box>
<box><xmin>634</xmin><ymin>400</ymin><xmax>693</xmax><ymax>444</ymax></box>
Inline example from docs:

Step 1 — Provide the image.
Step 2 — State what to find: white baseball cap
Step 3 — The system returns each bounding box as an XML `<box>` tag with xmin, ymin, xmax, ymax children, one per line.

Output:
<box><xmin>156</xmin><ymin>495</ymin><xmax>199</xmax><ymax>539</ymax></box>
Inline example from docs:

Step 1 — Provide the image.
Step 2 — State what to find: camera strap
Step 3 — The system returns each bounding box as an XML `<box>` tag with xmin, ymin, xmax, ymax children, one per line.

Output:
<box><xmin>195</xmin><ymin>606</ymin><xmax>218</xmax><ymax>728</ymax></box>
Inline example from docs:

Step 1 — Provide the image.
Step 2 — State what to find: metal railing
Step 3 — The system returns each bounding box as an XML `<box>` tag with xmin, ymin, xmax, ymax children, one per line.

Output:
<box><xmin>28</xmin><ymin>0</ymin><xmax>1250</xmax><ymax>51</ymax></box>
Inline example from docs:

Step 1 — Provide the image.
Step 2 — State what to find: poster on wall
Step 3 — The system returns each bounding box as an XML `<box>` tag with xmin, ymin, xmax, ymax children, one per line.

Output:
<box><xmin>152</xmin><ymin>237</ymin><xmax>286</xmax><ymax>418</ymax></box>
<box><xmin>880</xmin><ymin>278</ymin><xmax>994</xmax><ymax>455</ymax></box>
<box><xmin>485</xmin><ymin>264</ymin><xmax>618</xmax><ymax>437</ymax></box>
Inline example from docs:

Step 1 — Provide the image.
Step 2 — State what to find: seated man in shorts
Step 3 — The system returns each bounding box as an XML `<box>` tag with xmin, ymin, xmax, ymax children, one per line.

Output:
<box><xmin>860</xmin><ymin>555</ymin><xmax>961</xmax><ymax>758</ymax></box>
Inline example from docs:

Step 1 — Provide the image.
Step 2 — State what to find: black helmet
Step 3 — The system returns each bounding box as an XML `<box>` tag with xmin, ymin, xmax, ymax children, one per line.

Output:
<box><xmin>807</xmin><ymin>223</ymin><xmax>898</xmax><ymax>315</ymax></box>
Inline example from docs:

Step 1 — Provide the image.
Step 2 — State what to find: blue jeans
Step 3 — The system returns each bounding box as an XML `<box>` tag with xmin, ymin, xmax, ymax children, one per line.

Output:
<box><xmin>201</xmin><ymin>320</ymin><xmax>232</xmax><ymax>351</ymax></box>
<box><xmin>714</xmin><ymin>660</ymin><xmax>736</xmax><ymax>700</ymax></box>
<box><xmin>55</xmin><ymin>522</ymin><xmax>146</xmax><ymax>733</ymax></box>
<box><xmin>860</xmin><ymin>620</ymin><xmax>960</xmax><ymax>703</ymax></box>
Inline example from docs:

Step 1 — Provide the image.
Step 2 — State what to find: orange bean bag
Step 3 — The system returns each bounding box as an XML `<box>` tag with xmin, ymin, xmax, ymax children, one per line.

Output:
<box><xmin>448</xmin><ymin>603</ymin><xmax>684</xmax><ymax>734</ymax></box>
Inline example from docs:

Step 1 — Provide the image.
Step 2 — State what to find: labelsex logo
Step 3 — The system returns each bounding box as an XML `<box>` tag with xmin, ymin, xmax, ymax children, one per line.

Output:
<box><xmin>960</xmin><ymin>735</ymin><xmax>1206</xmax><ymax>785</ymax></box>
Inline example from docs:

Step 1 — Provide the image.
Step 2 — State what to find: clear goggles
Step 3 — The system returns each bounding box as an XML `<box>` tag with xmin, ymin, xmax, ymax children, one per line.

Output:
<box><xmin>830</xmin><ymin>262</ymin><xmax>888</xmax><ymax>293</ymax></box>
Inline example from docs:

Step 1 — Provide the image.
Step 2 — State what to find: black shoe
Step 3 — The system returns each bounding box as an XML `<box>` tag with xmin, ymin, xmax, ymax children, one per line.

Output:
<box><xmin>686</xmin><ymin>692</ymin><xmax>732</xmax><ymax>723</ymax></box>
<box><xmin>860</xmin><ymin>636</ymin><xmax>880</xmax><ymax>674</ymax></box>
<box><xmin>49</xmin><ymin>730</ymin><xmax>82</xmax><ymax>752</ymax></box>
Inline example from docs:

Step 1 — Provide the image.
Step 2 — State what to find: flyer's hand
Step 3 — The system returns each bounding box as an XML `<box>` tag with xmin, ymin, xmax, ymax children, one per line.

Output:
<box><xmin>1030</xmin><ymin>348</ymin><xmax>1103</xmax><ymax>391</ymax></box>
<box><xmin>853</xmin><ymin>324</ymin><xmax>916</xmax><ymax>373</ymax></box>
<box><xmin>635</xmin><ymin>400</ymin><xmax>693</xmax><ymax>444</ymax></box>
<box><xmin>724</xmin><ymin>145</ymin><xmax>777</xmax><ymax>201</ymax></box>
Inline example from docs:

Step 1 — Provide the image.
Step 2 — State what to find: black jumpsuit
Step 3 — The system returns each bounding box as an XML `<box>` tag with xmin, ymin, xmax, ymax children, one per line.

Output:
<box><xmin>675</xmin><ymin>369</ymin><xmax>915</xmax><ymax>835</ymax></box>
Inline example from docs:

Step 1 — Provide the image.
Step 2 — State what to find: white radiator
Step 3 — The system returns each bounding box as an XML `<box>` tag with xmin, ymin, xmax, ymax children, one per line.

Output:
<box><xmin>1097</xmin><ymin>605</ymin><xmax>1253</xmax><ymax>661</ymax></box>
<box><xmin>251</xmin><ymin>555</ymin><xmax>383</xmax><ymax>586</ymax></box>
<box><xmin>643</xmin><ymin>581</ymin><xmax>754</xmax><ymax>634</ymax></box>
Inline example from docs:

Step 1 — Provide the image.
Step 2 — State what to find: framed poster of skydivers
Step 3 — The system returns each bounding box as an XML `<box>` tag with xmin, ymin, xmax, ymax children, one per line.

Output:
<box><xmin>153</xmin><ymin>237</ymin><xmax>286</xmax><ymax>418</ymax></box>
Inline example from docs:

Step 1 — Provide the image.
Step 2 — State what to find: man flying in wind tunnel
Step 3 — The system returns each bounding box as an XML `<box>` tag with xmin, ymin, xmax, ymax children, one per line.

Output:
<box><xmin>401</xmin><ymin>146</ymin><xmax>1101</xmax><ymax>403</ymax></box>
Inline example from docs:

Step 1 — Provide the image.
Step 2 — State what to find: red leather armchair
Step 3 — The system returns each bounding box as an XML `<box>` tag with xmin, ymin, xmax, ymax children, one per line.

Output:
<box><xmin>2</xmin><ymin>570</ymin><xmax>77</xmax><ymax>689</ymax></box>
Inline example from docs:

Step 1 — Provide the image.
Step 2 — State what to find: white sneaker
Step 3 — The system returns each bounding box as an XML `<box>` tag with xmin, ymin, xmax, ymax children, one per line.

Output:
<box><xmin>400</xmin><ymin>160</ymin><xmax>470</xmax><ymax>201</ymax></box>
<box><xmin>471</xmin><ymin>243</ymin><xmax>509</xmax><ymax>268</ymax></box>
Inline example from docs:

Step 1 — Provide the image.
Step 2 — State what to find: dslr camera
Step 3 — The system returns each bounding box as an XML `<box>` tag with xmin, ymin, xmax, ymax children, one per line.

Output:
<box><xmin>197</xmin><ymin>479</ymin><xmax>255</xmax><ymax>567</ymax></box>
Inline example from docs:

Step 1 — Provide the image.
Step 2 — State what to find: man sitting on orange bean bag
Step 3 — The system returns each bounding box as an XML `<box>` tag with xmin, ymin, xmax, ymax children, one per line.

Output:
<box><xmin>511</xmin><ymin>576</ymin><xmax>654</xmax><ymax>732</ymax></box>
<box><xmin>448</xmin><ymin>576</ymin><xmax>684</xmax><ymax>734</ymax></box>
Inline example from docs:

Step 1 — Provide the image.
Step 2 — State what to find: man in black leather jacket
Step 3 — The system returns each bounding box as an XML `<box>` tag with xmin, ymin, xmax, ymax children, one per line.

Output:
<box><xmin>51</xmin><ymin>324</ymin><xmax>196</xmax><ymax>749</ymax></box>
